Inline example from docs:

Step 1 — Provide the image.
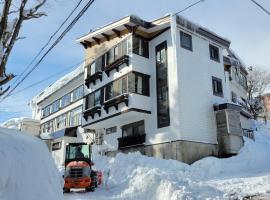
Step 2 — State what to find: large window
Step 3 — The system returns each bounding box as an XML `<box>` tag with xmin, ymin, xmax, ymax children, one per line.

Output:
<box><xmin>133</xmin><ymin>35</ymin><xmax>149</xmax><ymax>58</ymax></box>
<box><xmin>61</xmin><ymin>93</ymin><xmax>71</xmax><ymax>108</ymax></box>
<box><xmin>104</xmin><ymin>72</ymin><xmax>149</xmax><ymax>101</ymax></box>
<box><xmin>128</xmin><ymin>73</ymin><xmax>149</xmax><ymax>95</ymax></box>
<box><xmin>88</xmin><ymin>56</ymin><xmax>103</xmax><ymax>76</ymax></box>
<box><xmin>42</xmin><ymin>120</ymin><xmax>54</xmax><ymax>133</ymax></box>
<box><xmin>180</xmin><ymin>31</ymin><xmax>192</xmax><ymax>51</ymax></box>
<box><xmin>51</xmin><ymin>100</ymin><xmax>60</xmax><ymax>113</ymax></box>
<box><xmin>106</xmin><ymin>39</ymin><xmax>128</xmax><ymax>65</ymax></box>
<box><xmin>72</xmin><ymin>85</ymin><xmax>84</xmax><ymax>101</ymax></box>
<box><xmin>122</xmin><ymin>120</ymin><xmax>145</xmax><ymax>137</ymax></box>
<box><xmin>156</xmin><ymin>41</ymin><xmax>170</xmax><ymax>128</ymax></box>
<box><xmin>42</xmin><ymin>106</ymin><xmax>51</xmax><ymax>117</ymax></box>
<box><xmin>86</xmin><ymin>90</ymin><xmax>101</xmax><ymax>109</ymax></box>
<box><xmin>56</xmin><ymin>114</ymin><xmax>67</xmax><ymax>129</ymax></box>
<box><xmin>209</xmin><ymin>44</ymin><xmax>220</xmax><ymax>62</ymax></box>
<box><xmin>212</xmin><ymin>76</ymin><xmax>223</xmax><ymax>97</ymax></box>
<box><xmin>70</xmin><ymin>107</ymin><xmax>82</xmax><ymax>126</ymax></box>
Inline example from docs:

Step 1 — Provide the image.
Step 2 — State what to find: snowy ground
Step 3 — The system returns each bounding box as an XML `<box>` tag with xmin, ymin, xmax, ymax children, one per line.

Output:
<box><xmin>0</xmin><ymin>128</ymin><xmax>64</xmax><ymax>200</ymax></box>
<box><xmin>64</xmin><ymin>123</ymin><xmax>270</xmax><ymax>200</ymax></box>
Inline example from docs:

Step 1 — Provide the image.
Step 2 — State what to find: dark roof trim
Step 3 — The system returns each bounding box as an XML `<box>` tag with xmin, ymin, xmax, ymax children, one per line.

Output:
<box><xmin>176</xmin><ymin>15</ymin><xmax>230</xmax><ymax>48</ymax></box>
<box><xmin>196</xmin><ymin>28</ymin><xmax>230</xmax><ymax>48</ymax></box>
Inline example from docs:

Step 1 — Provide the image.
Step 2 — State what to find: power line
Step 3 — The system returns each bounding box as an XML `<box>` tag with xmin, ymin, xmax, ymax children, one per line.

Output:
<box><xmin>1</xmin><ymin>0</ymin><xmax>95</xmax><ymax>103</ymax></box>
<box><xmin>155</xmin><ymin>0</ymin><xmax>206</xmax><ymax>25</ymax></box>
<box><xmin>10</xmin><ymin>0</ymin><xmax>84</xmax><ymax>88</ymax></box>
<box><xmin>250</xmin><ymin>0</ymin><xmax>270</xmax><ymax>16</ymax></box>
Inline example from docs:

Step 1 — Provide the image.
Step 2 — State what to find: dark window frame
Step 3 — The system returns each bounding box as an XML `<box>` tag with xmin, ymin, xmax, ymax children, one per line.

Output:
<box><xmin>156</xmin><ymin>41</ymin><xmax>170</xmax><ymax>128</ymax></box>
<box><xmin>212</xmin><ymin>76</ymin><xmax>223</xmax><ymax>97</ymax></box>
<box><xmin>132</xmin><ymin>34</ymin><xmax>149</xmax><ymax>58</ymax></box>
<box><xmin>180</xmin><ymin>31</ymin><xmax>193</xmax><ymax>51</ymax></box>
<box><xmin>106</xmin><ymin>126</ymin><xmax>117</xmax><ymax>135</ymax></box>
<box><xmin>209</xmin><ymin>44</ymin><xmax>220</xmax><ymax>62</ymax></box>
<box><xmin>121</xmin><ymin>120</ymin><xmax>145</xmax><ymax>137</ymax></box>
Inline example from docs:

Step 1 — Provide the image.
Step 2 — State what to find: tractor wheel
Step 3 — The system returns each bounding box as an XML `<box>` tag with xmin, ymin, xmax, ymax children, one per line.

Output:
<box><xmin>86</xmin><ymin>186</ymin><xmax>95</xmax><ymax>192</ymax></box>
<box><xmin>63</xmin><ymin>188</ymin><xmax>70</xmax><ymax>193</ymax></box>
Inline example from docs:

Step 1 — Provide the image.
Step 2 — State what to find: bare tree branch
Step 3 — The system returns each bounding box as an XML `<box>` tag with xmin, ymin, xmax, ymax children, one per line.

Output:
<box><xmin>0</xmin><ymin>0</ymin><xmax>47</xmax><ymax>91</ymax></box>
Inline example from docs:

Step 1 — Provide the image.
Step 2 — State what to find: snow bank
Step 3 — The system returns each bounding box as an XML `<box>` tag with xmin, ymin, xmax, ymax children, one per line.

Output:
<box><xmin>65</xmin><ymin>126</ymin><xmax>270</xmax><ymax>200</ymax></box>
<box><xmin>0</xmin><ymin>128</ymin><xmax>63</xmax><ymax>200</ymax></box>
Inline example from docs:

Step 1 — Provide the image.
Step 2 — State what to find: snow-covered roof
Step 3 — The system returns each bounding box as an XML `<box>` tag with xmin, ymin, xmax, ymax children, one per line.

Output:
<box><xmin>223</xmin><ymin>48</ymin><xmax>248</xmax><ymax>74</ymax></box>
<box><xmin>31</xmin><ymin>63</ymin><xmax>84</xmax><ymax>106</ymax></box>
<box><xmin>0</xmin><ymin>117</ymin><xmax>39</xmax><ymax>130</ymax></box>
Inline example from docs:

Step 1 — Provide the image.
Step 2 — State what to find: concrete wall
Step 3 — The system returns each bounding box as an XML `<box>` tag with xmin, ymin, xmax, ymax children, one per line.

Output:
<box><xmin>106</xmin><ymin>140</ymin><xmax>217</xmax><ymax>164</ymax></box>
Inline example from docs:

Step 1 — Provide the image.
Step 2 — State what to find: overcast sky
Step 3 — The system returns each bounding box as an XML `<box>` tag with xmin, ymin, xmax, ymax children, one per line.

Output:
<box><xmin>0</xmin><ymin>0</ymin><xmax>270</xmax><ymax>123</ymax></box>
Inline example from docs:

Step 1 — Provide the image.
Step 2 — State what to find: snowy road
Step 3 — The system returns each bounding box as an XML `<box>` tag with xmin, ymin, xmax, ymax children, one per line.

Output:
<box><xmin>64</xmin><ymin>173</ymin><xmax>270</xmax><ymax>200</ymax></box>
<box><xmin>63</xmin><ymin>125</ymin><xmax>270</xmax><ymax>200</ymax></box>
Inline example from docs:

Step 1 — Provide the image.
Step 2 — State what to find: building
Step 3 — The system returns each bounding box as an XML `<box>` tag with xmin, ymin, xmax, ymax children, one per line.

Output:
<box><xmin>75</xmin><ymin>14</ymin><xmax>253</xmax><ymax>164</ymax></box>
<box><xmin>31</xmin><ymin>64</ymin><xmax>92</xmax><ymax>166</ymax></box>
<box><xmin>1</xmin><ymin>117</ymin><xmax>40</xmax><ymax>137</ymax></box>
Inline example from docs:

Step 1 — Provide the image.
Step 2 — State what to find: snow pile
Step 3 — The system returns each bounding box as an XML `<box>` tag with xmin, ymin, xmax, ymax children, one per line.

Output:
<box><xmin>31</xmin><ymin>63</ymin><xmax>84</xmax><ymax>106</ymax></box>
<box><xmin>0</xmin><ymin>128</ymin><xmax>63</xmax><ymax>200</ymax></box>
<box><xmin>66</xmin><ymin>126</ymin><xmax>270</xmax><ymax>200</ymax></box>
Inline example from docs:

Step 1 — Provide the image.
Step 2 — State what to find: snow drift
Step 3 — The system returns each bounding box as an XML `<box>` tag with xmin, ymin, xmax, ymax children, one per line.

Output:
<box><xmin>0</xmin><ymin>128</ymin><xmax>63</xmax><ymax>200</ymax></box>
<box><xmin>65</xmin><ymin>124</ymin><xmax>270</xmax><ymax>200</ymax></box>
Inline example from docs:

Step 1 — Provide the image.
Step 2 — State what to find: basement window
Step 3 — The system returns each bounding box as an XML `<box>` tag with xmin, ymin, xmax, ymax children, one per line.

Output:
<box><xmin>212</xmin><ymin>76</ymin><xmax>223</xmax><ymax>97</ymax></box>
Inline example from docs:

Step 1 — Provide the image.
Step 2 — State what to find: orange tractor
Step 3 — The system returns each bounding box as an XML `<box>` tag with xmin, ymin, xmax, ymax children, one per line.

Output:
<box><xmin>63</xmin><ymin>143</ymin><xmax>102</xmax><ymax>193</ymax></box>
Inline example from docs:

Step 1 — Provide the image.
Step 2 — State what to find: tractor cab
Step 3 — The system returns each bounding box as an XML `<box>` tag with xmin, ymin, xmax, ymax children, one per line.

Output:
<box><xmin>65</xmin><ymin>143</ymin><xmax>93</xmax><ymax>166</ymax></box>
<box><xmin>63</xmin><ymin>143</ymin><xmax>102</xmax><ymax>193</ymax></box>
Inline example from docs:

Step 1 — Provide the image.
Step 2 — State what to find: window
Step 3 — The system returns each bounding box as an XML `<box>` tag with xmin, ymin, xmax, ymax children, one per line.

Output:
<box><xmin>51</xmin><ymin>100</ymin><xmax>60</xmax><ymax>113</ymax></box>
<box><xmin>209</xmin><ymin>44</ymin><xmax>220</xmax><ymax>62</ymax></box>
<box><xmin>156</xmin><ymin>41</ymin><xmax>170</xmax><ymax>128</ymax></box>
<box><xmin>42</xmin><ymin>106</ymin><xmax>51</xmax><ymax>117</ymax></box>
<box><xmin>104</xmin><ymin>72</ymin><xmax>149</xmax><ymax>101</ymax></box>
<box><xmin>133</xmin><ymin>35</ymin><xmax>149</xmax><ymax>58</ymax></box>
<box><xmin>212</xmin><ymin>77</ymin><xmax>223</xmax><ymax>97</ymax></box>
<box><xmin>88</xmin><ymin>56</ymin><xmax>103</xmax><ymax>76</ymax></box>
<box><xmin>106</xmin><ymin>39</ymin><xmax>129</xmax><ymax>65</ymax></box>
<box><xmin>106</xmin><ymin>126</ymin><xmax>117</xmax><ymax>135</ymax></box>
<box><xmin>56</xmin><ymin>114</ymin><xmax>67</xmax><ymax>129</ymax></box>
<box><xmin>42</xmin><ymin>120</ymin><xmax>54</xmax><ymax>133</ymax></box>
<box><xmin>105</xmin><ymin>78</ymin><xmax>128</xmax><ymax>101</ymax></box>
<box><xmin>231</xmin><ymin>91</ymin><xmax>237</xmax><ymax>103</ymax></box>
<box><xmin>70</xmin><ymin>107</ymin><xmax>82</xmax><ymax>126</ymax></box>
<box><xmin>122</xmin><ymin>120</ymin><xmax>145</xmax><ymax>137</ymax></box>
<box><xmin>72</xmin><ymin>85</ymin><xmax>84</xmax><ymax>101</ymax></box>
<box><xmin>180</xmin><ymin>31</ymin><xmax>192</xmax><ymax>51</ymax></box>
<box><xmin>61</xmin><ymin>93</ymin><xmax>71</xmax><ymax>108</ymax></box>
<box><xmin>86</xmin><ymin>90</ymin><xmax>101</xmax><ymax>109</ymax></box>
<box><xmin>128</xmin><ymin>73</ymin><xmax>149</xmax><ymax>96</ymax></box>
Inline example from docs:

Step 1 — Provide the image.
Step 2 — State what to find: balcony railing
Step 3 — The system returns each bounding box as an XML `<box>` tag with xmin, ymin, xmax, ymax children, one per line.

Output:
<box><xmin>83</xmin><ymin>105</ymin><xmax>101</xmax><ymax>120</ymax></box>
<box><xmin>103</xmin><ymin>93</ymin><xmax>129</xmax><ymax>113</ymax></box>
<box><xmin>85</xmin><ymin>71</ymin><xmax>103</xmax><ymax>87</ymax></box>
<box><xmin>118</xmin><ymin>134</ymin><xmax>146</xmax><ymax>149</ymax></box>
<box><xmin>104</xmin><ymin>55</ymin><xmax>129</xmax><ymax>77</ymax></box>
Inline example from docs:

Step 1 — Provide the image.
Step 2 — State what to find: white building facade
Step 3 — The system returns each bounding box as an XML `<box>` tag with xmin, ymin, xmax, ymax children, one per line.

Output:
<box><xmin>76</xmin><ymin>14</ymin><xmax>253</xmax><ymax>164</ymax></box>
<box><xmin>31</xmin><ymin>65</ymin><xmax>94</xmax><ymax>166</ymax></box>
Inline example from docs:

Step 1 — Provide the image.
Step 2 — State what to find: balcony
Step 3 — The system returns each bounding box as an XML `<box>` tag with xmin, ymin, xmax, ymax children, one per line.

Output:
<box><xmin>118</xmin><ymin>134</ymin><xmax>146</xmax><ymax>149</ymax></box>
<box><xmin>83</xmin><ymin>105</ymin><xmax>101</xmax><ymax>120</ymax></box>
<box><xmin>104</xmin><ymin>55</ymin><xmax>129</xmax><ymax>77</ymax></box>
<box><xmin>85</xmin><ymin>71</ymin><xmax>103</xmax><ymax>87</ymax></box>
<box><xmin>103</xmin><ymin>93</ymin><xmax>129</xmax><ymax>113</ymax></box>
